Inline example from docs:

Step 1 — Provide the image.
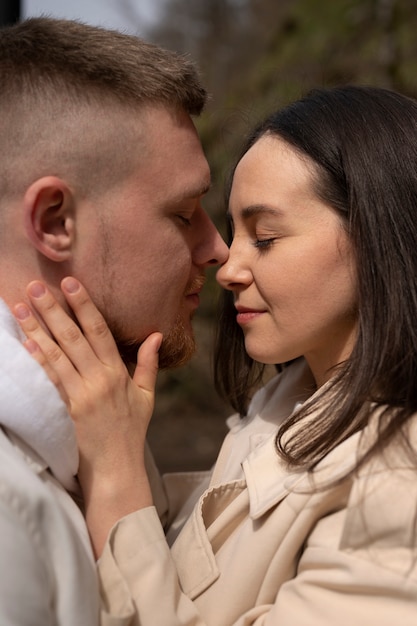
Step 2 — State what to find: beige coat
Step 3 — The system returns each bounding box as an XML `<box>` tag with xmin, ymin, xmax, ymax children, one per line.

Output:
<box><xmin>99</xmin><ymin>359</ymin><xmax>417</xmax><ymax>625</ymax></box>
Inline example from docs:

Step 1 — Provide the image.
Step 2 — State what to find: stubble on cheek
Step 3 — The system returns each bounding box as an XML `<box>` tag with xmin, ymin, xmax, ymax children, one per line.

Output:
<box><xmin>100</xmin><ymin>236</ymin><xmax>199</xmax><ymax>369</ymax></box>
<box><xmin>112</xmin><ymin>313</ymin><xmax>196</xmax><ymax>370</ymax></box>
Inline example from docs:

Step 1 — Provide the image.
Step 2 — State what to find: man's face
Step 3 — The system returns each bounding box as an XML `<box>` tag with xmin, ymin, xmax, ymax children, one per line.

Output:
<box><xmin>75</xmin><ymin>106</ymin><xmax>228</xmax><ymax>367</ymax></box>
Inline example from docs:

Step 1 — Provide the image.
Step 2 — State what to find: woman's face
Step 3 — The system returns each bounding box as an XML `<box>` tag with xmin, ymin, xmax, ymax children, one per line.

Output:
<box><xmin>216</xmin><ymin>135</ymin><xmax>358</xmax><ymax>387</ymax></box>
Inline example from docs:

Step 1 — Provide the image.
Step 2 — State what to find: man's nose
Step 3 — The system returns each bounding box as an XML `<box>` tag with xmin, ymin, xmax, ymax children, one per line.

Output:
<box><xmin>194</xmin><ymin>213</ymin><xmax>229</xmax><ymax>267</ymax></box>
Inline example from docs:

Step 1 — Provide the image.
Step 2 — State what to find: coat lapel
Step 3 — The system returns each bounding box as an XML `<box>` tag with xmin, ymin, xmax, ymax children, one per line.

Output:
<box><xmin>243</xmin><ymin>434</ymin><xmax>307</xmax><ymax>519</ymax></box>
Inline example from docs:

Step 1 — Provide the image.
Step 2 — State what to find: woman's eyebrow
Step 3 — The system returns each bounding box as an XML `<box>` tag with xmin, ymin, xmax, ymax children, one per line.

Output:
<box><xmin>226</xmin><ymin>204</ymin><xmax>285</xmax><ymax>221</ymax></box>
<box><xmin>242</xmin><ymin>205</ymin><xmax>285</xmax><ymax>219</ymax></box>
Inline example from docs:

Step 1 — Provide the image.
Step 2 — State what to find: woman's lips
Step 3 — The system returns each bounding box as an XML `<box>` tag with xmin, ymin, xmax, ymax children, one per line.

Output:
<box><xmin>235</xmin><ymin>305</ymin><xmax>265</xmax><ymax>325</ymax></box>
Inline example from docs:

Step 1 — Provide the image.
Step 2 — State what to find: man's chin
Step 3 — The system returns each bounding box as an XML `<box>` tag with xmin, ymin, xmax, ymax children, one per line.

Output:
<box><xmin>158</xmin><ymin>329</ymin><xmax>196</xmax><ymax>369</ymax></box>
<box><xmin>117</xmin><ymin>319</ymin><xmax>196</xmax><ymax>370</ymax></box>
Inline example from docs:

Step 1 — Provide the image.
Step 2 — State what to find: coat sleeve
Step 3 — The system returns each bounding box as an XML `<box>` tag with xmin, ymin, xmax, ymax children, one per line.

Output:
<box><xmin>98</xmin><ymin>506</ymin><xmax>204</xmax><ymax>626</ymax></box>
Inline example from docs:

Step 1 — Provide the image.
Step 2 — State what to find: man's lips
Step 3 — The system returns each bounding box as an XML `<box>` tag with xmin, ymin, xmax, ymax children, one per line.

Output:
<box><xmin>185</xmin><ymin>275</ymin><xmax>205</xmax><ymax>307</ymax></box>
<box><xmin>185</xmin><ymin>285</ymin><xmax>204</xmax><ymax>297</ymax></box>
<box><xmin>186</xmin><ymin>289</ymin><xmax>201</xmax><ymax>308</ymax></box>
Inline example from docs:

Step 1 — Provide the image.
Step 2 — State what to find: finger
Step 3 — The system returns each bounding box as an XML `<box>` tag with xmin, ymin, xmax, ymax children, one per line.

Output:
<box><xmin>60</xmin><ymin>277</ymin><xmax>119</xmax><ymax>364</ymax></box>
<box><xmin>14</xmin><ymin>301</ymin><xmax>83</xmax><ymax>397</ymax></box>
<box><xmin>132</xmin><ymin>332</ymin><xmax>162</xmax><ymax>394</ymax></box>
<box><xmin>23</xmin><ymin>338</ymin><xmax>70</xmax><ymax>407</ymax></box>
<box><xmin>25</xmin><ymin>280</ymin><xmax>117</xmax><ymax>376</ymax></box>
<box><xmin>14</xmin><ymin>301</ymin><xmax>76</xmax><ymax>371</ymax></box>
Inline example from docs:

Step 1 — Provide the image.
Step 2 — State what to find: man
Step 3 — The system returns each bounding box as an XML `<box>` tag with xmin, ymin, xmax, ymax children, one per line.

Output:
<box><xmin>0</xmin><ymin>17</ymin><xmax>227</xmax><ymax>625</ymax></box>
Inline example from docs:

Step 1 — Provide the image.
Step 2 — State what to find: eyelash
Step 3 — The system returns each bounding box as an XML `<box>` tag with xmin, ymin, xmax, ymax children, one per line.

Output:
<box><xmin>253</xmin><ymin>237</ymin><xmax>276</xmax><ymax>250</ymax></box>
<box><xmin>176</xmin><ymin>215</ymin><xmax>192</xmax><ymax>227</ymax></box>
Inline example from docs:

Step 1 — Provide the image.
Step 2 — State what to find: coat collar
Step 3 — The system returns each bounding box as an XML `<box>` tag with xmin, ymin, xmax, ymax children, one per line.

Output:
<box><xmin>172</xmin><ymin>421</ymin><xmax>361</xmax><ymax>600</ymax></box>
<box><xmin>0</xmin><ymin>299</ymin><xmax>78</xmax><ymax>491</ymax></box>
<box><xmin>243</xmin><ymin>426</ymin><xmax>362</xmax><ymax>519</ymax></box>
<box><xmin>209</xmin><ymin>359</ymin><xmax>316</xmax><ymax>487</ymax></box>
<box><xmin>243</xmin><ymin>434</ymin><xmax>305</xmax><ymax>518</ymax></box>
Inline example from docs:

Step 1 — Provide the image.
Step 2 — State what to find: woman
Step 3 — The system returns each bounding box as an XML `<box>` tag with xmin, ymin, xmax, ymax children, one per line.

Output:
<box><xmin>15</xmin><ymin>86</ymin><xmax>417</xmax><ymax>625</ymax></box>
<box><xmin>214</xmin><ymin>84</ymin><xmax>417</xmax><ymax>476</ymax></box>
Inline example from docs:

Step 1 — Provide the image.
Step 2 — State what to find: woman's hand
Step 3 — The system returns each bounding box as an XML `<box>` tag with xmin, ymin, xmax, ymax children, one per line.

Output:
<box><xmin>13</xmin><ymin>277</ymin><xmax>162</xmax><ymax>556</ymax></box>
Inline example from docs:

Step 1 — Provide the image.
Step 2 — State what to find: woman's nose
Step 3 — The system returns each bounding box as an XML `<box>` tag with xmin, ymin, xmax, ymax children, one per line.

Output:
<box><xmin>216</xmin><ymin>243</ymin><xmax>251</xmax><ymax>290</ymax></box>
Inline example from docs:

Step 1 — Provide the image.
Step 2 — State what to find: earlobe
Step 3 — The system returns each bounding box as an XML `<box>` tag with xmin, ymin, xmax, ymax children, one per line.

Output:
<box><xmin>24</xmin><ymin>176</ymin><xmax>75</xmax><ymax>262</ymax></box>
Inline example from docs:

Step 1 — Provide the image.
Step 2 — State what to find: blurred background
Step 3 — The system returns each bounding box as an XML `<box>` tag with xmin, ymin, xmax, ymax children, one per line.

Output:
<box><xmin>4</xmin><ymin>0</ymin><xmax>417</xmax><ymax>472</ymax></box>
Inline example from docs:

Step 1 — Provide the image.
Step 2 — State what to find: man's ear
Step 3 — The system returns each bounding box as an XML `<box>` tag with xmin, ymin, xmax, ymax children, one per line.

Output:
<box><xmin>23</xmin><ymin>176</ymin><xmax>76</xmax><ymax>262</ymax></box>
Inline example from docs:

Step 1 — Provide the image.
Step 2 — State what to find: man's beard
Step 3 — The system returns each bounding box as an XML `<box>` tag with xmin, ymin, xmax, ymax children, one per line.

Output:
<box><xmin>114</xmin><ymin>313</ymin><xmax>196</xmax><ymax>370</ymax></box>
<box><xmin>111</xmin><ymin>273</ymin><xmax>205</xmax><ymax>370</ymax></box>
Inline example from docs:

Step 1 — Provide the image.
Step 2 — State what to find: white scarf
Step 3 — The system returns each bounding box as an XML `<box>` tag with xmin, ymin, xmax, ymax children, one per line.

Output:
<box><xmin>0</xmin><ymin>299</ymin><xmax>78</xmax><ymax>491</ymax></box>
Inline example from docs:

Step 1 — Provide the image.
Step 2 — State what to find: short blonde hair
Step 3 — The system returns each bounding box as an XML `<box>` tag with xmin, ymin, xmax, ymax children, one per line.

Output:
<box><xmin>0</xmin><ymin>17</ymin><xmax>206</xmax><ymax>113</ymax></box>
<box><xmin>0</xmin><ymin>18</ymin><xmax>207</xmax><ymax>199</ymax></box>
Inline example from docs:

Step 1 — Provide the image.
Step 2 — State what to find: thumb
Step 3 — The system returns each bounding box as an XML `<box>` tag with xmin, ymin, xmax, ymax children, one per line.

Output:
<box><xmin>132</xmin><ymin>332</ymin><xmax>162</xmax><ymax>393</ymax></box>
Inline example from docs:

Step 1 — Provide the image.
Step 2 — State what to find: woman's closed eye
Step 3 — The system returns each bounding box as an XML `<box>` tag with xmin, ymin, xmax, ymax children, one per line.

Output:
<box><xmin>253</xmin><ymin>236</ymin><xmax>278</xmax><ymax>251</ymax></box>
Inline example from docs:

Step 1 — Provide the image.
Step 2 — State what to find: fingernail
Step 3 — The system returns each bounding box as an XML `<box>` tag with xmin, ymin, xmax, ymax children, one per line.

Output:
<box><xmin>62</xmin><ymin>277</ymin><xmax>80</xmax><ymax>294</ymax></box>
<box><xmin>25</xmin><ymin>339</ymin><xmax>39</xmax><ymax>354</ymax></box>
<box><xmin>28</xmin><ymin>282</ymin><xmax>46</xmax><ymax>298</ymax></box>
<box><xmin>14</xmin><ymin>304</ymin><xmax>31</xmax><ymax>320</ymax></box>
<box><xmin>155</xmin><ymin>333</ymin><xmax>163</xmax><ymax>352</ymax></box>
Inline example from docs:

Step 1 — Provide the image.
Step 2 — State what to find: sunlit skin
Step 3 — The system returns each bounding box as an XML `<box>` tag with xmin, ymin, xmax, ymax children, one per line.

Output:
<box><xmin>70</xmin><ymin>105</ymin><xmax>228</xmax><ymax>367</ymax></box>
<box><xmin>217</xmin><ymin>135</ymin><xmax>358</xmax><ymax>388</ymax></box>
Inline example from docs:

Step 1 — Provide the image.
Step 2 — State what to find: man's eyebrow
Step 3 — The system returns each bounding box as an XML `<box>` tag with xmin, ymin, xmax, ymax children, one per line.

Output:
<box><xmin>169</xmin><ymin>182</ymin><xmax>212</xmax><ymax>206</ymax></box>
<box><xmin>184</xmin><ymin>181</ymin><xmax>212</xmax><ymax>199</ymax></box>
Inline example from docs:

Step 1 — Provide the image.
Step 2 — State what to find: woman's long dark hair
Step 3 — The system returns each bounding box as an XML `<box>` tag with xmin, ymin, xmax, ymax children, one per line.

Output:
<box><xmin>214</xmin><ymin>85</ymin><xmax>417</xmax><ymax>470</ymax></box>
